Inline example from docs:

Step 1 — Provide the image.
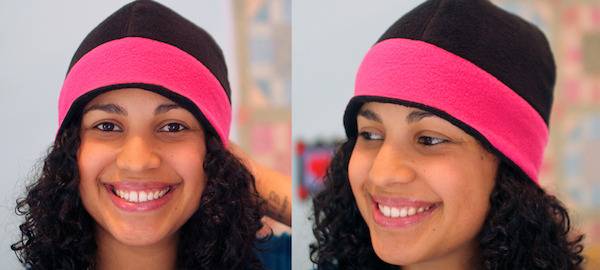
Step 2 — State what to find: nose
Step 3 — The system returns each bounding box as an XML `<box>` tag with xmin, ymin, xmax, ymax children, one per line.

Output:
<box><xmin>368</xmin><ymin>143</ymin><xmax>417</xmax><ymax>186</ymax></box>
<box><xmin>116</xmin><ymin>135</ymin><xmax>161</xmax><ymax>172</ymax></box>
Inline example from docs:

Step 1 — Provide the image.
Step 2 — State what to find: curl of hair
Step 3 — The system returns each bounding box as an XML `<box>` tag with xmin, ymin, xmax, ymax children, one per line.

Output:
<box><xmin>310</xmin><ymin>139</ymin><xmax>585</xmax><ymax>270</ymax></box>
<box><xmin>12</xmin><ymin>116</ymin><xmax>267</xmax><ymax>270</ymax></box>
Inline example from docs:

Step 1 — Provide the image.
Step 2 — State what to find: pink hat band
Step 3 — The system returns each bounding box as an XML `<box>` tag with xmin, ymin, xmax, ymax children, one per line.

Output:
<box><xmin>346</xmin><ymin>38</ymin><xmax>549</xmax><ymax>183</ymax></box>
<box><xmin>58</xmin><ymin>37</ymin><xmax>231</xmax><ymax>145</ymax></box>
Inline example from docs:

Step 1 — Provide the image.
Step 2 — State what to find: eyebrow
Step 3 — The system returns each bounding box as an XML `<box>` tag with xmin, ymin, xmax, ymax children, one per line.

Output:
<box><xmin>82</xmin><ymin>103</ymin><xmax>182</xmax><ymax>116</ymax></box>
<box><xmin>358</xmin><ymin>108</ymin><xmax>435</xmax><ymax>124</ymax></box>
<box><xmin>406</xmin><ymin>110</ymin><xmax>435</xmax><ymax>123</ymax></box>
<box><xmin>83</xmin><ymin>103</ymin><xmax>127</xmax><ymax>116</ymax></box>
<box><xmin>358</xmin><ymin>109</ymin><xmax>381</xmax><ymax>122</ymax></box>
<box><xmin>154</xmin><ymin>103</ymin><xmax>182</xmax><ymax>115</ymax></box>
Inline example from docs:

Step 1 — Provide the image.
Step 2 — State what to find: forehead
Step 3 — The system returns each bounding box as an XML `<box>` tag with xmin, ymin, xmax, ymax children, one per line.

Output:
<box><xmin>359</xmin><ymin>102</ymin><xmax>434</xmax><ymax>120</ymax></box>
<box><xmin>358</xmin><ymin>101</ymin><xmax>473</xmax><ymax>137</ymax></box>
<box><xmin>84</xmin><ymin>88</ymin><xmax>174</xmax><ymax>108</ymax></box>
<box><xmin>80</xmin><ymin>88</ymin><xmax>195</xmax><ymax>120</ymax></box>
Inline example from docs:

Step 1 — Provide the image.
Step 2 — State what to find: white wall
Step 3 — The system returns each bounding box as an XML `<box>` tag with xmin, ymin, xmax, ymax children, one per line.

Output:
<box><xmin>0</xmin><ymin>1</ymin><xmax>234</xmax><ymax>268</ymax></box>
<box><xmin>292</xmin><ymin>1</ymin><xmax>423</xmax><ymax>269</ymax></box>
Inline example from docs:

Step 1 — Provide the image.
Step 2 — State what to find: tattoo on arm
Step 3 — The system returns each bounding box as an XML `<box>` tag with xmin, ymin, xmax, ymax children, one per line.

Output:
<box><xmin>268</xmin><ymin>191</ymin><xmax>281</xmax><ymax>207</ymax></box>
<box><xmin>267</xmin><ymin>191</ymin><xmax>289</xmax><ymax>221</ymax></box>
<box><xmin>279</xmin><ymin>196</ymin><xmax>288</xmax><ymax>214</ymax></box>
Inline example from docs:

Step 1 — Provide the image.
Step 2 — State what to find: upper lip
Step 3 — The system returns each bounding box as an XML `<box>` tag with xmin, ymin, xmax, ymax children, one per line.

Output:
<box><xmin>103</xmin><ymin>181</ymin><xmax>179</xmax><ymax>191</ymax></box>
<box><xmin>371</xmin><ymin>195</ymin><xmax>439</xmax><ymax>208</ymax></box>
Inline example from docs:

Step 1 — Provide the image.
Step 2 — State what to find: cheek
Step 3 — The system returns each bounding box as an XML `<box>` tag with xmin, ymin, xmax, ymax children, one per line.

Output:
<box><xmin>348</xmin><ymin>151</ymin><xmax>361</xmax><ymax>189</ymax></box>
<box><xmin>77</xmin><ymin>139</ymin><xmax>119</xmax><ymax>221</ymax></box>
<box><xmin>348</xmin><ymin>150</ymin><xmax>363</xmax><ymax>190</ymax></box>
<box><xmin>163</xmin><ymin>143</ymin><xmax>207</xmax><ymax>205</ymax></box>
<box><xmin>77</xmin><ymin>140</ymin><xmax>115</xmax><ymax>192</ymax></box>
<box><xmin>348</xmin><ymin>148</ymin><xmax>372</xmax><ymax>213</ymax></box>
<box><xmin>425</xmin><ymin>154</ymin><xmax>496</xmax><ymax>235</ymax></box>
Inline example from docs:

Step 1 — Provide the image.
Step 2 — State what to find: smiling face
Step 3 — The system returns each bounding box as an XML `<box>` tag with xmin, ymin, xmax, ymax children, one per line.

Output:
<box><xmin>348</xmin><ymin>102</ymin><xmax>499</xmax><ymax>268</ymax></box>
<box><xmin>78</xmin><ymin>88</ymin><xmax>206</xmax><ymax>247</ymax></box>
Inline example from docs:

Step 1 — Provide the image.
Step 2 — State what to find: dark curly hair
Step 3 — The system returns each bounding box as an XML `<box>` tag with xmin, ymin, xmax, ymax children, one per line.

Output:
<box><xmin>310</xmin><ymin>138</ymin><xmax>585</xmax><ymax>270</ymax></box>
<box><xmin>11</xmin><ymin>110</ymin><xmax>268</xmax><ymax>269</ymax></box>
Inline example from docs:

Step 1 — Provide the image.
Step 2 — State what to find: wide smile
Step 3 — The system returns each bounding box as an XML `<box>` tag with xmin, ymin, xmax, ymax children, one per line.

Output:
<box><xmin>370</xmin><ymin>195</ymin><xmax>441</xmax><ymax>229</ymax></box>
<box><xmin>112</xmin><ymin>186</ymin><xmax>171</xmax><ymax>203</ymax></box>
<box><xmin>103</xmin><ymin>182</ymin><xmax>180</xmax><ymax>212</ymax></box>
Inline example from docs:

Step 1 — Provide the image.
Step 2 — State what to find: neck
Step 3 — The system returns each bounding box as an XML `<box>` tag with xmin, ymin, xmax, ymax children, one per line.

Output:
<box><xmin>95</xmin><ymin>226</ymin><xmax>178</xmax><ymax>270</ymax></box>
<box><xmin>404</xmin><ymin>241</ymin><xmax>480</xmax><ymax>270</ymax></box>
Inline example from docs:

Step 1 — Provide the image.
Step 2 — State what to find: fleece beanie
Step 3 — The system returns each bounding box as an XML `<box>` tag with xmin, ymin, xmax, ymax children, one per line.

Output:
<box><xmin>343</xmin><ymin>0</ymin><xmax>556</xmax><ymax>184</ymax></box>
<box><xmin>57</xmin><ymin>0</ymin><xmax>231</xmax><ymax>144</ymax></box>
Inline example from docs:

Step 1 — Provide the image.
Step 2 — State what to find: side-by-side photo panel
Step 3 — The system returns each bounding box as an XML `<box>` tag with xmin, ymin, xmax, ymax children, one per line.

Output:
<box><xmin>293</xmin><ymin>0</ymin><xmax>600</xmax><ymax>269</ymax></box>
<box><xmin>1</xmin><ymin>0</ymin><xmax>291</xmax><ymax>269</ymax></box>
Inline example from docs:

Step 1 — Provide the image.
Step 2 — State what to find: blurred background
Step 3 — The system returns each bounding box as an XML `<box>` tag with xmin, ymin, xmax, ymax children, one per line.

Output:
<box><xmin>292</xmin><ymin>0</ymin><xmax>600</xmax><ymax>269</ymax></box>
<box><xmin>0</xmin><ymin>0</ymin><xmax>290</xmax><ymax>269</ymax></box>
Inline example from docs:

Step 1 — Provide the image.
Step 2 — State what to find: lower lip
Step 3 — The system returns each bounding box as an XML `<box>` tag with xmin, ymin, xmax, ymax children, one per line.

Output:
<box><xmin>371</xmin><ymin>200</ymin><xmax>439</xmax><ymax>229</ymax></box>
<box><xmin>106</xmin><ymin>185</ymin><xmax>176</xmax><ymax>212</ymax></box>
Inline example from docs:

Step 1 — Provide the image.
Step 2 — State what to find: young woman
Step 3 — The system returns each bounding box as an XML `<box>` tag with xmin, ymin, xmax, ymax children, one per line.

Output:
<box><xmin>11</xmin><ymin>1</ymin><xmax>290</xmax><ymax>269</ymax></box>
<box><xmin>310</xmin><ymin>0</ymin><xmax>585</xmax><ymax>269</ymax></box>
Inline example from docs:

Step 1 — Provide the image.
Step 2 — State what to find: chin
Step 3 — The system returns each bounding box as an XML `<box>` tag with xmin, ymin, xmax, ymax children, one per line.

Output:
<box><xmin>105</xmin><ymin>221</ymin><xmax>174</xmax><ymax>247</ymax></box>
<box><xmin>370</xmin><ymin>232</ymin><xmax>426</xmax><ymax>266</ymax></box>
<box><xmin>373</xmin><ymin>248</ymin><xmax>420</xmax><ymax>266</ymax></box>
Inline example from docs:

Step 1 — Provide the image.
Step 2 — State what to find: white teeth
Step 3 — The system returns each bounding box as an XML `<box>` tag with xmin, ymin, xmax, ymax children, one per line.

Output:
<box><xmin>400</xmin><ymin>207</ymin><xmax>408</xmax><ymax>218</ymax></box>
<box><xmin>378</xmin><ymin>205</ymin><xmax>391</xmax><ymax>217</ymax></box>
<box><xmin>113</xmin><ymin>187</ymin><xmax>170</xmax><ymax>203</ymax></box>
<box><xmin>130</xmin><ymin>191</ymin><xmax>138</xmax><ymax>202</ymax></box>
<box><xmin>378</xmin><ymin>204</ymin><xmax>431</xmax><ymax>218</ymax></box>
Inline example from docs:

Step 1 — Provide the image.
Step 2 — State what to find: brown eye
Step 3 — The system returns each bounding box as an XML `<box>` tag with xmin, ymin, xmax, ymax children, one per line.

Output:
<box><xmin>417</xmin><ymin>136</ymin><xmax>447</xmax><ymax>146</ymax></box>
<box><xmin>94</xmin><ymin>122</ymin><xmax>122</xmax><ymax>132</ymax></box>
<box><xmin>159</xmin><ymin>123</ymin><xmax>187</xmax><ymax>133</ymax></box>
<box><xmin>359</xmin><ymin>131</ymin><xmax>384</xmax><ymax>141</ymax></box>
